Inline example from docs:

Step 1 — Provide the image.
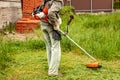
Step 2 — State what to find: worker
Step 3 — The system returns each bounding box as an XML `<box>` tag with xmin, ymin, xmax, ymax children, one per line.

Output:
<box><xmin>32</xmin><ymin>0</ymin><xmax>63</xmax><ymax>77</ymax></box>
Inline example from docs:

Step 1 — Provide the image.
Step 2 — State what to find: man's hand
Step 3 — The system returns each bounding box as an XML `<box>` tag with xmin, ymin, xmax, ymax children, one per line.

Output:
<box><xmin>54</xmin><ymin>18</ymin><xmax>62</xmax><ymax>30</ymax></box>
<box><xmin>32</xmin><ymin>12</ymin><xmax>45</xmax><ymax>20</ymax></box>
<box><xmin>36</xmin><ymin>12</ymin><xmax>45</xmax><ymax>19</ymax></box>
<box><xmin>32</xmin><ymin>6</ymin><xmax>48</xmax><ymax>21</ymax></box>
<box><xmin>33</xmin><ymin>14</ymin><xmax>41</xmax><ymax>20</ymax></box>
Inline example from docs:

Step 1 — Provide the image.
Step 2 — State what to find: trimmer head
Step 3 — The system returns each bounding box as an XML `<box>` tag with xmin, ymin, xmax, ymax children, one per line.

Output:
<box><xmin>86</xmin><ymin>62</ymin><xmax>102</xmax><ymax>68</ymax></box>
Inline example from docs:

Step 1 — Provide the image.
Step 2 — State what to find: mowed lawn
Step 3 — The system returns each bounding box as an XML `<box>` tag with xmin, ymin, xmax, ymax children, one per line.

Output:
<box><xmin>3</xmin><ymin>50</ymin><xmax>120</xmax><ymax>80</ymax></box>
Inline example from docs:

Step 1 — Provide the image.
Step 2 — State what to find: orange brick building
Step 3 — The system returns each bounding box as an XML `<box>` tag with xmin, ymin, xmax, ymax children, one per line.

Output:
<box><xmin>16</xmin><ymin>0</ymin><xmax>43</xmax><ymax>33</ymax></box>
<box><xmin>22</xmin><ymin>0</ymin><xmax>43</xmax><ymax>19</ymax></box>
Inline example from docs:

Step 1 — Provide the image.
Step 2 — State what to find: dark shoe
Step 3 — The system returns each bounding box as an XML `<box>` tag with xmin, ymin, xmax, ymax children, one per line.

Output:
<box><xmin>59</xmin><ymin>67</ymin><xmax>64</xmax><ymax>70</ymax></box>
<box><xmin>52</xmin><ymin>30</ymin><xmax>61</xmax><ymax>41</ymax></box>
<box><xmin>58</xmin><ymin>67</ymin><xmax>61</xmax><ymax>70</ymax></box>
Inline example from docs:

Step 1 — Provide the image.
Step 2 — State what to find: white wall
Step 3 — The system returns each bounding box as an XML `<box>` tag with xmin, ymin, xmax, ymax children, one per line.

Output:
<box><xmin>0</xmin><ymin>0</ymin><xmax>22</xmax><ymax>29</ymax></box>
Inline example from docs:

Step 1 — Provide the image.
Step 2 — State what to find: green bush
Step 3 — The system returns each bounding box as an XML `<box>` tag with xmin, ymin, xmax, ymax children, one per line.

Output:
<box><xmin>60</xmin><ymin>6</ymin><xmax>75</xmax><ymax>16</ymax></box>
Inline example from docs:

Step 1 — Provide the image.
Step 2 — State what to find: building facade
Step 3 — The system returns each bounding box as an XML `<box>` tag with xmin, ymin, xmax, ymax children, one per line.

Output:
<box><xmin>0</xmin><ymin>0</ymin><xmax>22</xmax><ymax>29</ymax></box>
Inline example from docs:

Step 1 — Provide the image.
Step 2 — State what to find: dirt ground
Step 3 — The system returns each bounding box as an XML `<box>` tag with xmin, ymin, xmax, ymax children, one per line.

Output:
<box><xmin>3</xmin><ymin>32</ymin><xmax>40</xmax><ymax>41</ymax></box>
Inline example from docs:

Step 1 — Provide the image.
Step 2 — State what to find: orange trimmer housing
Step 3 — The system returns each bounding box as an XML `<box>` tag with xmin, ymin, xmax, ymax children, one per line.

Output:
<box><xmin>42</xmin><ymin>6</ymin><xmax>49</xmax><ymax>21</ymax></box>
<box><xmin>86</xmin><ymin>62</ymin><xmax>102</xmax><ymax>68</ymax></box>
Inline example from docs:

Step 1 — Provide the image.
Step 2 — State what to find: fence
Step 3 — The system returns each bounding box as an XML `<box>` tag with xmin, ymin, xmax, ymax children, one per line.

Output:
<box><xmin>64</xmin><ymin>0</ymin><xmax>113</xmax><ymax>12</ymax></box>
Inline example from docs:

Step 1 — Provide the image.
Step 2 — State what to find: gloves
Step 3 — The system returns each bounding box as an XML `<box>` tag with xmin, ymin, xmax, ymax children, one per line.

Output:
<box><xmin>33</xmin><ymin>14</ymin><xmax>41</xmax><ymax>20</ymax></box>
<box><xmin>32</xmin><ymin>12</ymin><xmax>41</xmax><ymax>20</ymax></box>
<box><xmin>52</xmin><ymin>18</ymin><xmax>62</xmax><ymax>40</ymax></box>
<box><xmin>52</xmin><ymin>30</ymin><xmax>61</xmax><ymax>40</ymax></box>
<box><xmin>36</xmin><ymin>12</ymin><xmax>45</xmax><ymax>19</ymax></box>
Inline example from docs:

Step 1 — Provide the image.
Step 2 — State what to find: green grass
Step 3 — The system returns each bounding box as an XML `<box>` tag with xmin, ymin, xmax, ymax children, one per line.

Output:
<box><xmin>61</xmin><ymin>12</ymin><xmax>120</xmax><ymax>60</ymax></box>
<box><xmin>2</xmin><ymin>50</ymin><xmax>120</xmax><ymax>80</ymax></box>
<box><xmin>0</xmin><ymin>12</ymin><xmax>120</xmax><ymax>79</ymax></box>
<box><xmin>0</xmin><ymin>35</ymin><xmax>45</xmax><ymax>71</ymax></box>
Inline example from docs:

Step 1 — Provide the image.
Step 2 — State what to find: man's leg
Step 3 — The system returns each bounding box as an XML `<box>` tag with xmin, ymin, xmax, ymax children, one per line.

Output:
<box><xmin>48</xmin><ymin>31</ymin><xmax>61</xmax><ymax>75</ymax></box>
<box><xmin>41</xmin><ymin>25</ymin><xmax>52</xmax><ymax>67</ymax></box>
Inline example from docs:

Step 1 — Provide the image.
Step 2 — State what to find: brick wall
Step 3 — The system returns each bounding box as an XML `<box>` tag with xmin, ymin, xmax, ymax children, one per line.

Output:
<box><xmin>16</xmin><ymin>0</ymin><xmax>43</xmax><ymax>33</ymax></box>
<box><xmin>0</xmin><ymin>0</ymin><xmax>22</xmax><ymax>29</ymax></box>
<box><xmin>22</xmin><ymin>0</ymin><xmax>43</xmax><ymax>19</ymax></box>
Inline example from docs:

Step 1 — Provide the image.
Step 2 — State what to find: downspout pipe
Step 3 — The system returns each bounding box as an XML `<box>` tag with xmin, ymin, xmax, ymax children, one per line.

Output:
<box><xmin>91</xmin><ymin>0</ymin><xmax>93</xmax><ymax>13</ymax></box>
<box><xmin>112</xmin><ymin>0</ymin><xmax>114</xmax><ymax>12</ymax></box>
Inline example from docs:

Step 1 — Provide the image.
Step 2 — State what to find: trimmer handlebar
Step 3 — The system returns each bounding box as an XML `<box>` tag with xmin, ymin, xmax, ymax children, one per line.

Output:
<box><xmin>65</xmin><ymin>15</ymin><xmax>74</xmax><ymax>34</ymax></box>
<box><xmin>67</xmin><ymin>15</ymin><xmax>74</xmax><ymax>25</ymax></box>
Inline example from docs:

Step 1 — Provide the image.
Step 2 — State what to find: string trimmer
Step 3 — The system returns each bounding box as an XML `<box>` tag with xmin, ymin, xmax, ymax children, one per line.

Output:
<box><xmin>60</xmin><ymin>15</ymin><xmax>102</xmax><ymax>68</ymax></box>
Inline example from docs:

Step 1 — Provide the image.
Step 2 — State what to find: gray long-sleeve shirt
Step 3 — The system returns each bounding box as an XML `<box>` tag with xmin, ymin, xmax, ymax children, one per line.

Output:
<box><xmin>40</xmin><ymin>0</ymin><xmax>63</xmax><ymax>26</ymax></box>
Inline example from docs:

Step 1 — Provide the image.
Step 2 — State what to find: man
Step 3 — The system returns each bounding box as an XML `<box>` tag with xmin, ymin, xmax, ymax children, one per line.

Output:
<box><xmin>33</xmin><ymin>0</ymin><xmax>63</xmax><ymax>76</ymax></box>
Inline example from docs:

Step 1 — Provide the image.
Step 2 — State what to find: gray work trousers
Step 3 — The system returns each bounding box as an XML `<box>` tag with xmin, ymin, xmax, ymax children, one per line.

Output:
<box><xmin>41</xmin><ymin>24</ymin><xmax>61</xmax><ymax>75</ymax></box>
